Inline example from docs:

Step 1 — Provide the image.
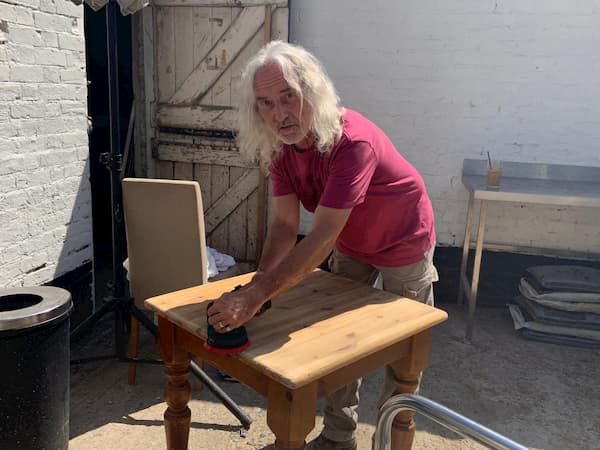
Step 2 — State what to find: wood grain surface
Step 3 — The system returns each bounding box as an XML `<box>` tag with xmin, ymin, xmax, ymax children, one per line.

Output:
<box><xmin>146</xmin><ymin>270</ymin><xmax>447</xmax><ymax>388</ymax></box>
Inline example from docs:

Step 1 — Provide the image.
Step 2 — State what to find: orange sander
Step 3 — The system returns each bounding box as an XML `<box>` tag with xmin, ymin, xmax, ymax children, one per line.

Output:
<box><xmin>204</xmin><ymin>285</ymin><xmax>271</xmax><ymax>355</ymax></box>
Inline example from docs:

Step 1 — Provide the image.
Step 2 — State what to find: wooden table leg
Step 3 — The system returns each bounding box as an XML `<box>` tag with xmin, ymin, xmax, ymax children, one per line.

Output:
<box><xmin>467</xmin><ymin>200</ymin><xmax>488</xmax><ymax>341</ymax></box>
<box><xmin>387</xmin><ymin>331</ymin><xmax>431</xmax><ymax>450</ymax></box>
<box><xmin>159</xmin><ymin>317</ymin><xmax>192</xmax><ymax>450</ymax></box>
<box><xmin>267</xmin><ymin>382</ymin><xmax>317</xmax><ymax>450</ymax></box>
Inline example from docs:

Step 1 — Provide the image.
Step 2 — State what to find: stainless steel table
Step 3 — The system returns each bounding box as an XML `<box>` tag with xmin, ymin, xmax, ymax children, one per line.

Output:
<box><xmin>457</xmin><ymin>159</ymin><xmax>600</xmax><ymax>339</ymax></box>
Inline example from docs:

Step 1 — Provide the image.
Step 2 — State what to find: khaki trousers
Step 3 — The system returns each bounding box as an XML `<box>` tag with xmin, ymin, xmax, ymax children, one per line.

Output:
<box><xmin>322</xmin><ymin>247</ymin><xmax>438</xmax><ymax>442</ymax></box>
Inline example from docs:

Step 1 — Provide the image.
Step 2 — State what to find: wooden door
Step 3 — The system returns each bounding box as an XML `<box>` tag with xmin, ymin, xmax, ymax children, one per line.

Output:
<box><xmin>152</xmin><ymin>0</ymin><xmax>288</xmax><ymax>262</ymax></box>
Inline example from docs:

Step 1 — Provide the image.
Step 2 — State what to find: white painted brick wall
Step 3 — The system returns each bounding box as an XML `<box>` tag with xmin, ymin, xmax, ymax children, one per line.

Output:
<box><xmin>291</xmin><ymin>0</ymin><xmax>600</xmax><ymax>254</ymax></box>
<box><xmin>0</xmin><ymin>0</ymin><xmax>91</xmax><ymax>288</ymax></box>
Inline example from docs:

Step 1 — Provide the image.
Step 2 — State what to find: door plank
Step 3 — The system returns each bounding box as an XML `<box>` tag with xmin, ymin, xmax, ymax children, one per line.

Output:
<box><xmin>229</xmin><ymin>14</ymin><xmax>263</xmax><ymax>107</ymax></box>
<box><xmin>173</xmin><ymin>161</ymin><xmax>194</xmax><ymax>180</ymax></box>
<box><xmin>205</xmin><ymin>168</ymin><xmax>259</xmax><ymax>234</ymax></box>
<box><xmin>174</xmin><ymin>7</ymin><xmax>194</xmax><ymax>90</ymax></box>
<box><xmin>156</xmin><ymin>7</ymin><xmax>176</xmax><ymax>102</ymax></box>
<box><xmin>157</xmin><ymin>105</ymin><xmax>236</xmax><ymax>131</ymax></box>
<box><xmin>167</xmin><ymin>6</ymin><xmax>264</xmax><ymax>105</ymax></box>
<box><xmin>271</xmin><ymin>6</ymin><xmax>288</xmax><ymax>41</ymax></box>
<box><xmin>253</xmin><ymin>3</ymin><xmax>273</xmax><ymax>261</ymax></box>
<box><xmin>193</xmin><ymin>163</ymin><xmax>212</xmax><ymax>208</ymax></box>
<box><xmin>158</xmin><ymin>144</ymin><xmax>255</xmax><ymax>168</ymax></box>
<box><xmin>210</xmin><ymin>7</ymin><xmax>233</xmax><ymax>106</ymax></box>
<box><xmin>246</xmin><ymin>187</ymin><xmax>258</xmax><ymax>261</ymax></box>
<box><xmin>228</xmin><ymin>166</ymin><xmax>248</xmax><ymax>259</ymax></box>
<box><xmin>158</xmin><ymin>160</ymin><xmax>174</xmax><ymax>178</ymax></box>
<box><xmin>209</xmin><ymin>165</ymin><xmax>230</xmax><ymax>250</ymax></box>
<box><xmin>192</xmin><ymin>9</ymin><xmax>212</xmax><ymax>77</ymax></box>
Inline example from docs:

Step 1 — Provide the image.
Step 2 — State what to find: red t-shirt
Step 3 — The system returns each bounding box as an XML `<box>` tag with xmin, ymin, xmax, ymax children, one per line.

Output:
<box><xmin>269</xmin><ymin>109</ymin><xmax>435</xmax><ymax>267</ymax></box>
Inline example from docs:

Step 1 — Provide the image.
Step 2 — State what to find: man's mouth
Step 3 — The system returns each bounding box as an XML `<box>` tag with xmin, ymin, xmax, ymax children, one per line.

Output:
<box><xmin>278</xmin><ymin>124</ymin><xmax>297</xmax><ymax>134</ymax></box>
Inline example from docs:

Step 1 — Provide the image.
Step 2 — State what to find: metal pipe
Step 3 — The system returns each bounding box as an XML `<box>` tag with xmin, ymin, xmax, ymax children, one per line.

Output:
<box><xmin>373</xmin><ymin>394</ymin><xmax>529</xmax><ymax>450</ymax></box>
<box><xmin>189</xmin><ymin>360</ymin><xmax>253</xmax><ymax>430</ymax></box>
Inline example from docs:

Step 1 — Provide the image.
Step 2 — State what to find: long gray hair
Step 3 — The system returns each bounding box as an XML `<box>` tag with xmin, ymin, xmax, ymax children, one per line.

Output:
<box><xmin>237</xmin><ymin>41</ymin><xmax>343</xmax><ymax>165</ymax></box>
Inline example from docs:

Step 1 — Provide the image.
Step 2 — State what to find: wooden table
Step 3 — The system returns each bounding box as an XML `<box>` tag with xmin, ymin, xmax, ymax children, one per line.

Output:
<box><xmin>145</xmin><ymin>270</ymin><xmax>447</xmax><ymax>450</ymax></box>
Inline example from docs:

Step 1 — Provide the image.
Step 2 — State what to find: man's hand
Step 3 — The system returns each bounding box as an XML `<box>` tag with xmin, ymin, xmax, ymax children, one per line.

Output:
<box><xmin>207</xmin><ymin>287</ymin><xmax>264</xmax><ymax>333</ymax></box>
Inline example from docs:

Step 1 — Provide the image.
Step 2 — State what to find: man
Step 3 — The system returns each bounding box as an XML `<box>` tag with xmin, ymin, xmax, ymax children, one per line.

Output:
<box><xmin>208</xmin><ymin>41</ymin><xmax>437</xmax><ymax>450</ymax></box>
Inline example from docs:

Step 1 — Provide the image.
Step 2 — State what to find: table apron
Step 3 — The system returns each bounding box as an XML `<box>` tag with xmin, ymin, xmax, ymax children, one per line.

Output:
<box><xmin>170</xmin><ymin>324</ymin><xmax>432</xmax><ymax>400</ymax></box>
<box><xmin>174</xmin><ymin>326</ymin><xmax>270</xmax><ymax>396</ymax></box>
<box><xmin>317</xmin><ymin>338</ymin><xmax>414</xmax><ymax>397</ymax></box>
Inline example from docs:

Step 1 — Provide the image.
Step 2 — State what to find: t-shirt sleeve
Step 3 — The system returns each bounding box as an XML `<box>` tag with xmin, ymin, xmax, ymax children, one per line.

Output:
<box><xmin>319</xmin><ymin>141</ymin><xmax>377</xmax><ymax>209</ymax></box>
<box><xmin>269</xmin><ymin>158</ymin><xmax>295</xmax><ymax>197</ymax></box>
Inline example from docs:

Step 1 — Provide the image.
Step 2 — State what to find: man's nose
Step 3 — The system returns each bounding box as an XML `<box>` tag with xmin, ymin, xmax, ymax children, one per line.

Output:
<box><xmin>273</xmin><ymin>101</ymin><xmax>287</xmax><ymax>121</ymax></box>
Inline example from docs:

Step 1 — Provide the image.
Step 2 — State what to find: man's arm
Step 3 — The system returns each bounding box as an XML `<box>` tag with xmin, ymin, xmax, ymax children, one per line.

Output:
<box><xmin>255</xmin><ymin>205</ymin><xmax>351</xmax><ymax>299</ymax></box>
<box><xmin>255</xmin><ymin>194</ymin><xmax>300</xmax><ymax>273</ymax></box>
<box><xmin>207</xmin><ymin>203</ymin><xmax>351</xmax><ymax>330</ymax></box>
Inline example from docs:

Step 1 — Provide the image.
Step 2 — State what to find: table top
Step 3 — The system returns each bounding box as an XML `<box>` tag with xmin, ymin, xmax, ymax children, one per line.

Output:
<box><xmin>145</xmin><ymin>270</ymin><xmax>447</xmax><ymax>389</ymax></box>
<box><xmin>462</xmin><ymin>159</ymin><xmax>600</xmax><ymax>206</ymax></box>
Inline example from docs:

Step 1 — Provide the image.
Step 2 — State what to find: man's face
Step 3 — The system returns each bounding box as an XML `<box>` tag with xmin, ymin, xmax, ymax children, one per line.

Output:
<box><xmin>253</xmin><ymin>62</ymin><xmax>313</xmax><ymax>149</ymax></box>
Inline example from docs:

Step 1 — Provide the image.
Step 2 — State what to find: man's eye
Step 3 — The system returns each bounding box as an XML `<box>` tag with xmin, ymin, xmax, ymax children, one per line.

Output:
<box><xmin>286</xmin><ymin>92</ymin><xmax>296</xmax><ymax>100</ymax></box>
<box><xmin>258</xmin><ymin>99</ymin><xmax>272</xmax><ymax>108</ymax></box>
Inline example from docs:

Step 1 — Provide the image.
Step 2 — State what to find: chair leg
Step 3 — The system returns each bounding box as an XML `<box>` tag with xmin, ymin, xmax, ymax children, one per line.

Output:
<box><xmin>128</xmin><ymin>316</ymin><xmax>139</xmax><ymax>385</ymax></box>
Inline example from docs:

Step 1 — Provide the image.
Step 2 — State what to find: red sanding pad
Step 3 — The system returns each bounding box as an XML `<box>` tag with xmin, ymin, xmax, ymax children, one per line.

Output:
<box><xmin>203</xmin><ymin>339</ymin><xmax>251</xmax><ymax>355</ymax></box>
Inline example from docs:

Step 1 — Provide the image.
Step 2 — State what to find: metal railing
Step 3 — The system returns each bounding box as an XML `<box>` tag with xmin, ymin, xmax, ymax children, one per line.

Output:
<box><xmin>373</xmin><ymin>394</ymin><xmax>529</xmax><ymax>450</ymax></box>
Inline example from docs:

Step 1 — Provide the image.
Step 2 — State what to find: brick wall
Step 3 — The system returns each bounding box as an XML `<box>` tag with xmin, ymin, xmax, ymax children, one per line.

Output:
<box><xmin>291</xmin><ymin>1</ymin><xmax>600</xmax><ymax>254</ymax></box>
<box><xmin>0</xmin><ymin>0</ymin><xmax>91</xmax><ymax>288</ymax></box>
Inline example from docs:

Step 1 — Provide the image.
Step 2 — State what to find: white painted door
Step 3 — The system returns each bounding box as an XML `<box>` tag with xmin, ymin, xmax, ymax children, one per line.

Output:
<box><xmin>152</xmin><ymin>1</ymin><xmax>288</xmax><ymax>261</ymax></box>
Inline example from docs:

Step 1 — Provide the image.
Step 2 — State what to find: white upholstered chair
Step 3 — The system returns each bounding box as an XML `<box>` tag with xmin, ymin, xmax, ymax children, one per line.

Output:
<box><xmin>122</xmin><ymin>177</ymin><xmax>209</xmax><ymax>384</ymax></box>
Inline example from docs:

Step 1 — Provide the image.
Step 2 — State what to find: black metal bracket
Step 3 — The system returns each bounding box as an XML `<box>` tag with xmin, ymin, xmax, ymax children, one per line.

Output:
<box><xmin>99</xmin><ymin>151</ymin><xmax>123</xmax><ymax>172</ymax></box>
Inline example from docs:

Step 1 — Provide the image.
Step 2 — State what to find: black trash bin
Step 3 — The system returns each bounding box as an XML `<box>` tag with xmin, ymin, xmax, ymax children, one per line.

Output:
<box><xmin>0</xmin><ymin>286</ymin><xmax>73</xmax><ymax>450</ymax></box>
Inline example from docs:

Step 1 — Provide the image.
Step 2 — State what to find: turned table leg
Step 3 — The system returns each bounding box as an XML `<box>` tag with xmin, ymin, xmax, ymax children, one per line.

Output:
<box><xmin>159</xmin><ymin>317</ymin><xmax>192</xmax><ymax>450</ymax></box>
<box><xmin>164</xmin><ymin>357</ymin><xmax>191</xmax><ymax>449</ymax></box>
<box><xmin>386</xmin><ymin>331</ymin><xmax>431</xmax><ymax>450</ymax></box>
<box><xmin>267</xmin><ymin>382</ymin><xmax>317</xmax><ymax>450</ymax></box>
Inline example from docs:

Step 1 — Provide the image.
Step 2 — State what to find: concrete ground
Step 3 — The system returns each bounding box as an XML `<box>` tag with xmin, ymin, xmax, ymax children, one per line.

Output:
<box><xmin>68</xmin><ymin>300</ymin><xmax>600</xmax><ymax>450</ymax></box>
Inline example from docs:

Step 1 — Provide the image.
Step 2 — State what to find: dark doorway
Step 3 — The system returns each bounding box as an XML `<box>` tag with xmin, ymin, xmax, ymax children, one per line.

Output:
<box><xmin>83</xmin><ymin>4</ymin><xmax>133</xmax><ymax>303</ymax></box>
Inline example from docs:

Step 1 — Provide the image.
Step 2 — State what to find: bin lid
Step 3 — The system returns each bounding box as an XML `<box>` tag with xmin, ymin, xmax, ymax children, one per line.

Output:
<box><xmin>0</xmin><ymin>286</ymin><xmax>72</xmax><ymax>331</ymax></box>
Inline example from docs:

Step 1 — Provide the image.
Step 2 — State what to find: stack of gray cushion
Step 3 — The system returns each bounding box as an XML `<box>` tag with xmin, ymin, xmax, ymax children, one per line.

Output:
<box><xmin>508</xmin><ymin>265</ymin><xmax>600</xmax><ymax>348</ymax></box>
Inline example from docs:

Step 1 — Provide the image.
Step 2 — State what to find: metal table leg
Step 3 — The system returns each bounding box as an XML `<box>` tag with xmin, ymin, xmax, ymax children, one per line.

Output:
<box><xmin>457</xmin><ymin>193</ymin><xmax>475</xmax><ymax>305</ymax></box>
<box><xmin>466</xmin><ymin>200</ymin><xmax>488</xmax><ymax>340</ymax></box>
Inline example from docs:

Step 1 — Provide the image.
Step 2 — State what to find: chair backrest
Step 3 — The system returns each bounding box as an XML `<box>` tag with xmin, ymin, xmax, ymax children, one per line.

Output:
<box><xmin>122</xmin><ymin>178</ymin><xmax>209</xmax><ymax>310</ymax></box>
